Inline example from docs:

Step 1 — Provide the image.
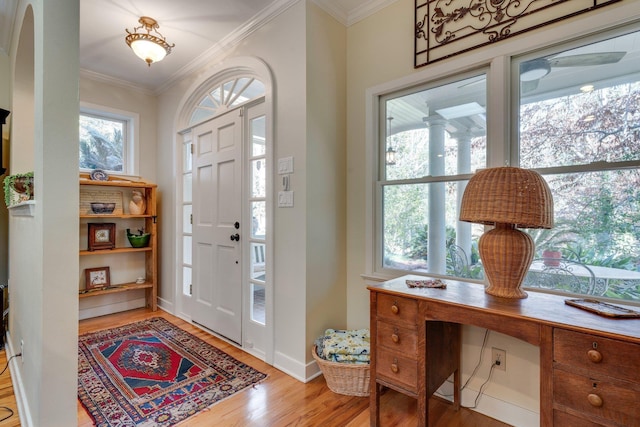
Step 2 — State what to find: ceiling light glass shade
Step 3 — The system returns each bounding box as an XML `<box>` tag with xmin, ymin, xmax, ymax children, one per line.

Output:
<box><xmin>520</xmin><ymin>58</ymin><xmax>551</xmax><ymax>82</ymax></box>
<box><xmin>125</xmin><ymin>17</ymin><xmax>174</xmax><ymax>66</ymax></box>
<box><xmin>130</xmin><ymin>38</ymin><xmax>168</xmax><ymax>64</ymax></box>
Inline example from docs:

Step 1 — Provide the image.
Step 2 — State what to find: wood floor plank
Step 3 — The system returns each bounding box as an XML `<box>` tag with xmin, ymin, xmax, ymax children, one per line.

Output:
<box><xmin>0</xmin><ymin>308</ymin><xmax>514</xmax><ymax>426</ymax></box>
<box><xmin>76</xmin><ymin>308</ymin><xmax>512</xmax><ymax>427</ymax></box>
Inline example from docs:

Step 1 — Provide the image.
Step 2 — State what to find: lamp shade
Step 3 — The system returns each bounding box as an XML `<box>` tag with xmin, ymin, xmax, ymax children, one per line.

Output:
<box><xmin>459</xmin><ymin>167</ymin><xmax>554</xmax><ymax>299</ymax></box>
<box><xmin>459</xmin><ymin>167</ymin><xmax>553</xmax><ymax>229</ymax></box>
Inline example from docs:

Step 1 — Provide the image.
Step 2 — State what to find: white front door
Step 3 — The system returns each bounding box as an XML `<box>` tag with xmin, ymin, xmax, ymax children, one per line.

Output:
<box><xmin>192</xmin><ymin>110</ymin><xmax>243</xmax><ymax>343</ymax></box>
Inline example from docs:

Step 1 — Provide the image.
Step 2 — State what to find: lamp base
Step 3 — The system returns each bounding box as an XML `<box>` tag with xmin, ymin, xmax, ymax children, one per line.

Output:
<box><xmin>479</xmin><ymin>223</ymin><xmax>535</xmax><ymax>299</ymax></box>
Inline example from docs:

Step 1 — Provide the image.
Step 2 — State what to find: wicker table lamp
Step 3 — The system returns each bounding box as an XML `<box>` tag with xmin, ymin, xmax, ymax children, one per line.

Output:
<box><xmin>459</xmin><ymin>167</ymin><xmax>554</xmax><ymax>299</ymax></box>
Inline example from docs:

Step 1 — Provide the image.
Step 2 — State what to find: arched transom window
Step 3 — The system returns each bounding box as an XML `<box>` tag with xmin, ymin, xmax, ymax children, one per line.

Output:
<box><xmin>189</xmin><ymin>77</ymin><xmax>265</xmax><ymax>126</ymax></box>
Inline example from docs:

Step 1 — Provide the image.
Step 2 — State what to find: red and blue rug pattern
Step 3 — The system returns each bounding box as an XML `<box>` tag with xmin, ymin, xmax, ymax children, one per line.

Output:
<box><xmin>78</xmin><ymin>317</ymin><xmax>267</xmax><ymax>426</ymax></box>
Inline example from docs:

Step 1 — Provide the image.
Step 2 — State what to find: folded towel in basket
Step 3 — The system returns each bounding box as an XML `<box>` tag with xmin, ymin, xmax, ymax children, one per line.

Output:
<box><xmin>317</xmin><ymin>328</ymin><xmax>370</xmax><ymax>364</ymax></box>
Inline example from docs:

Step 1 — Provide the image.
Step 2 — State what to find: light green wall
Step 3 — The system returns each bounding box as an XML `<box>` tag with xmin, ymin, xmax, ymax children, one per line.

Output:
<box><xmin>345</xmin><ymin>0</ymin><xmax>639</xmax><ymax>424</ymax></box>
<box><xmin>305</xmin><ymin>2</ymin><xmax>347</xmax><ymax>363</ymax></box>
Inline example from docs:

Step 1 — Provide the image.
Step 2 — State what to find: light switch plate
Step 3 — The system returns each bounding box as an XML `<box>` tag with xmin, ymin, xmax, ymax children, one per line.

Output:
<box><xmin>278</xmin><ymin>191</ymin><xmax>294</xmax><ymax>207</ymax></box>
<box><xmin>278</xmin><ymin>157</ymin><xmax>294</xmax><ymax>174</ymax></box>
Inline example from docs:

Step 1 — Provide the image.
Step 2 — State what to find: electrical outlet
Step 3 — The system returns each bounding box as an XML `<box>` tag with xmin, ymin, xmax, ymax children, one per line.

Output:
<box><xmin>492</xmin><ymin>347</ymin><xmax>506</xmax><ymax>371</ymax></box>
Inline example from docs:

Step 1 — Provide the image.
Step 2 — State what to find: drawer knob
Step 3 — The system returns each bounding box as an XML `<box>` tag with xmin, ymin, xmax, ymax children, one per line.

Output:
<box><xmin>587</xmin><ymin>393</ymin><xmax>603</xmax><ymax>407</ymax></box>
<box><xmin>391</xmin><ymin>333</ymin><xmax>399</xmax><ymax>343</ymax></box>
<box><xmin>391</xmin><ymin>363</ymin><xmax>399</xmax><ymax>373</ymax></box>
<box><xmin>391</xmin><ymin>304</ymin><xmax>399</xmax><ymax>314</ymax></box>
<box><xmin>587</xmin><ymin>349</ymin><xmax>603</xmax><ymax>363</ymax></box>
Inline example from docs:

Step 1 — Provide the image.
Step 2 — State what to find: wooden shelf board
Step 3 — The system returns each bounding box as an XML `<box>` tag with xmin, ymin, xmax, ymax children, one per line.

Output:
<box><xmin>79</xmin><ymin>282</ymin><xmax>153</xmax><ymax>298</ymax></box>
<box><xmin>80</xmin><ymin>178</ymin><xmax>156</xmax><ymax>188</ymax></box>
<box><xmin>80</xmin><ymin>214</ymin><xmax>152</xmax><ymax>219</ymax></box>
<box><xmin>80</xmin><ymin>247</ymin><xmax>152</xmax><ymax>256</ymax></box>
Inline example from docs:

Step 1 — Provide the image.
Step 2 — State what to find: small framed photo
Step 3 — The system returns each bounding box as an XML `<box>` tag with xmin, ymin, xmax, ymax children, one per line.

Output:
<box><xmin>85</xmin><ymin>267</ymin><xmax>110</xmax><ymax>290</ymax></box>
<box><xmin>88</xmin><ymin>223</ymin><xmax>116</xmax><ymax>251</ymax></box>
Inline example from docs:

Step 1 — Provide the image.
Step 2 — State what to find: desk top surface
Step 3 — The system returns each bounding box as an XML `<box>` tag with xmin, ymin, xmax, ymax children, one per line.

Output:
<box><xmin>368</xmin><ymin>275</ymin><xmax>640</xmax><ymax>343</ymax></box>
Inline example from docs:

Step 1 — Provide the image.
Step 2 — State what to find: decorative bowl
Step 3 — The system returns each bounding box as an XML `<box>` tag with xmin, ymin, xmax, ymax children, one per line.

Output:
<box><xmin>91</xmin><ymin>202</ymin><xmax>116</xmax><ymax>214</ymax></box>
<box><xmin>126</xmin><ymin>229</ymin><xmax>151</xmax><ymax>248</ymax></box>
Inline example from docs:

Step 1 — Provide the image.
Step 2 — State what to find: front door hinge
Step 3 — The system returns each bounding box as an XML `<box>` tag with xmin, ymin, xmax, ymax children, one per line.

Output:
<box><xmin>189</xmin><ymin>284</ymin><xmax>192</xmax><ymax>295</ymax></box>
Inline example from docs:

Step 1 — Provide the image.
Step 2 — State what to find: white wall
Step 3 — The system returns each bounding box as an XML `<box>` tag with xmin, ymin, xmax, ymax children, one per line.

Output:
<box><xmin>345</xmin><ymin>0</ymin><xmax>640</xmax><ymax>425</ymax></box>
<box><xmin>7</xmin><ymin>1</ymin><xmax>79</xmax><ymax>426</ymax></box>
<box><xmin>156</xmin><ymin>1</ymin><xmax>333</xmax><ymax>380</ymax></box>
<box><xmin>78</xmin><ymin>77</ymin><xmax>159</xmax><ymax>318</ymax></box>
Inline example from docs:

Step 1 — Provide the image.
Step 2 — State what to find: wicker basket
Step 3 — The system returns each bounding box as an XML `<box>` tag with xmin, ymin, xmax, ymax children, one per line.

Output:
<box><xmin>312</xmin><ymin>345</ymin><xmax>370</xmax><ymax>397</ymax></box>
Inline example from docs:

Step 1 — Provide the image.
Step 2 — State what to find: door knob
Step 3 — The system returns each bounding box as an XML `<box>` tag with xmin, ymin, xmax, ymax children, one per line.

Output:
<box><xmin>230</xmin><ymin>233</ymin><xmax>240</xmax><ymax>241</ymax></box>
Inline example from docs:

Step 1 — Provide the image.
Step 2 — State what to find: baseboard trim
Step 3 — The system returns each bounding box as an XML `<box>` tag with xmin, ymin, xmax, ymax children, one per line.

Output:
<box><xmin>5</xmin><ymin>332</ymin><xmax>32</xmax><ymax>427</ymax></box>
<box><xmin>435</xmin><ymin>384</ymin><xmax>539</xmax><ymax>427</ymax></box>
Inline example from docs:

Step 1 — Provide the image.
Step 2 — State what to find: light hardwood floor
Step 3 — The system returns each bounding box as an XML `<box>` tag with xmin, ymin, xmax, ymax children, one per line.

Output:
<box><xmin>3</xmin><ymin>308</ymin><xmax>512</xmax><ymax>426</ymax></box>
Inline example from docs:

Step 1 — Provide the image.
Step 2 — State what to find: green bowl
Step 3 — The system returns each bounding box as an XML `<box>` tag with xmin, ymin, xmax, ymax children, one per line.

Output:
<box><xmin>127</xmin><ymin>232</ymin><xmax>150</xmax><ymax>248</ymax></box>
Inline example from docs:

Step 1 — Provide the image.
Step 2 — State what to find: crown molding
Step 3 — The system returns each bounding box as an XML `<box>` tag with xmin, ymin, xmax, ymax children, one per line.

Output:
<box><xmin>79</xmin><ymin>68</ymin><xmax>156</xmax><ymax>96</ymax></box>
<box><xmin>346</xmin><ymin>0</ymin><xmax>397</xmax><ymax>26</ymax></box>
<box><xmin>312</xmin><ymin>0</ymin><xmax>397</xmax><ymax>27</ymax></box>
<box><xmin>155</xmin><ymin>0</ymin><xmax>299</xmax><ymax>94</ymax></box>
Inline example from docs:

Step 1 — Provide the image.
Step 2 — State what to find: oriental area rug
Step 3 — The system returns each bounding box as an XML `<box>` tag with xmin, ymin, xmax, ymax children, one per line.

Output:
<box><xmin>78</xmin><ymin>317</ymin><xmax>267</xmax><ymax>427</ymax></box>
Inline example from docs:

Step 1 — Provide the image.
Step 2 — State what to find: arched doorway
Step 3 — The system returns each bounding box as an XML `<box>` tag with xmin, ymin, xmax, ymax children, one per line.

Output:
<box><xmin>175</xmin><ymin>57</ymin><xmax>274</xmax><ymax>364</ymax></box>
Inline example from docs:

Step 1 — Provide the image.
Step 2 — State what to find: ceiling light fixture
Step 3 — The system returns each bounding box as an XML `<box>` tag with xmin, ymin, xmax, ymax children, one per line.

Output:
<box><xmin>125</xmin><ymin>16</ymin><xmax>174</xmax><ymax>67</ymax></box>
<box><xmin>520</xmin><ymin>58</ymin><xmax>551</xmax><ymax>82</ymax></box>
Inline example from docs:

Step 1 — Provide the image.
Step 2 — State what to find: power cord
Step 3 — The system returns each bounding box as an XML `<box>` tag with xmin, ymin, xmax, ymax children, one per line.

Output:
<box><xmin>0</xmin><ymin>352</ymin><xmax>22</xmax><ymax>422</ymax></box>
<box><xmin>0</xmin><ymin>352</ymin><xmax>21</xmax><ymax>376</ymax></box>
<box><xmin>438</xmin><ymin>328</ymin><xmax>496</xmax><ymax>408</ymax></box>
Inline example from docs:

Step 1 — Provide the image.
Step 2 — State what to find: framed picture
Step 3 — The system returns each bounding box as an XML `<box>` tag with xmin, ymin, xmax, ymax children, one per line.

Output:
<box><xmin>85</xmin><ymin>266</ymin><xmax>110</xmax><ymax>290</ymax></box>
<box><xmin>88</xmin><ymin>223</ymin><xmax>116</xmax><ymax>251</ymax></box>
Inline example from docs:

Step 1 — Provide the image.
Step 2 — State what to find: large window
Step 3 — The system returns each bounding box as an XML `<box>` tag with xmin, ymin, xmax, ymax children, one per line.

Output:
<box><xmin>80</xmin><ymin>104</ymin><xmax>138</xmax><ymax>175</ymax></box>
<box><xmin>380</xmin><ymin>74</ymin><xmax>487</xmax><ymax>279</ymax></box>
<box><xmin>516</xmin><ymin>28</ymin><xmax>640</xmax><ymax>301</ymax></box>
<box><xmin>378</xmin><ymin>26</ymin><xmax>640</xmax><ymax>303</ymax></box>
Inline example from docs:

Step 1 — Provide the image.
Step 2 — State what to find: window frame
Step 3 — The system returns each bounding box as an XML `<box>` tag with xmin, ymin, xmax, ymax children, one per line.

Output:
<box><xmin>366</xmin><ymin>17</ymin><xmax>640</xmax><ymax>305</ymax></box>
<box><xmin>79</xmin><ymin>102</ymin><xmax>140</xmax><ymax>176</ymax></box>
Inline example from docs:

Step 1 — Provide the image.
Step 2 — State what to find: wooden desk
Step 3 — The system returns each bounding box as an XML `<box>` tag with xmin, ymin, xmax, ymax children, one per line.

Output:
<box><xmin>368</xmin><ymin>275</ymin><xmax>640</xmax><ymax>427</ymax></box>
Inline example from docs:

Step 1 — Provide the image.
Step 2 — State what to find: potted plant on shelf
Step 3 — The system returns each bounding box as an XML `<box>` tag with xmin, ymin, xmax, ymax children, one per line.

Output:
<box><xmin>3</xmin><ymin>171</ymin><xmax>34</xmax><ymax>207</ymax></box>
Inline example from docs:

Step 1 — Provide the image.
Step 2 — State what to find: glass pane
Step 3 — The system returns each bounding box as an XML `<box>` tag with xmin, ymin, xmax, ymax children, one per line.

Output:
<box><xmin>190</xmin><ymin>108</ymin><xmax>214</xmax><ymax>126</ymax></box>
<box><xmin>251</xmin><ymin>115</ymin><xmax>266</xmax><ymax>156</ymax></box>
<box><xmin>183</xmin><ymin>204</ymin><xmax>192</xmax><ymax>234</ymax></box>
<box><xmin>183</xmin><ymin>173</ymin><xmax>192</xmax><ymax>203</ymax></box>
<box><xmin>519</xmin><ymin>30</ymin><xmax>640</xmax><ymax>168</ymax></box>
<box><xmin>183</xmin><ymin>142</ymin><xmax>192</xmax><ymax>171</ymax></box>
<box><xmin>251</xmin><ymin>201</ymin><xmax>266</xmax><ymax>239</ymax></box>
<box><xmin>251</xmin><ymin>283</ymin><xmax>266</xmax><ymax>325</ymax></box>
<box><xmin>182</xmin><ymin>266</ymin><xmax>191</xmax><ymax>296</ymax></box>
<box><xmin>251</xmin><ymin>243</ymin><xmax>266</xmax><ymax>281</ymax></box>
<box><xmin>382</xmin><ymin>182</ymin><xmax>484</xmax><ymax>279</ymax></box>
<box><xmin>523</xmin><ymin>170</ymin><xmax>640</xmax><ymax>301</ymax></box>
<box><xmin>183</xmin><ymin>236</ymin><xmax>192</xmax><ymax>264</ymax></box>
<box><xmin>384</xmin><ymin>74</ymin><xmax>487</xmax><ymax>180</ymax></box>
<box><xmin>243</xmin><ymin>79</ymin><xmax>265</xmax><ymax>100</ymax></box>
<box><xmin>79</xmin><ymin>114</ymin><xmax>125</xmax><ymax>172</ymax></box>
<box><xmin>251</xmin><ymin>159</ymin><xmax>266</xmax><ymax>198</ymax></box>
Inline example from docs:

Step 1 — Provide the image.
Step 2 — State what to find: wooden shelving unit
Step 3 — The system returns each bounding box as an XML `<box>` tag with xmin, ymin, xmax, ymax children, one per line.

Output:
<box><xmin>79</xmin><ymin>174</ymin><xmax>157</xmax><ymax>312</ymax></box>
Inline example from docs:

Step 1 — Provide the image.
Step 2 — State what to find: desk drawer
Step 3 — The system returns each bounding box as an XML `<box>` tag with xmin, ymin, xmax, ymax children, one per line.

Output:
<box><xmin>376</xmin><ymin>348</ymin><xmax>418</xmax><ymax>393</ymax></box>
<box><xmin>554</xmin><ymin>410</ymin><xmax>605</xmax><ymax>427</ymax></box>
<box><xmin>376</xmin><ymin>320</ymin><xmax>417</xmax><ymax>355</ymax></box>
<box><xmin>554</xmin><ymin>329</ymin><xmax>640</xmax><ymax>382</ymax></box>
<box><xmin>376</xmin><ymin>294</ymin><xmax>418</xmax><ymax>327</ymax></box>
<box><xmin>554</xmin><ymin>368</ymin><xmax>640</xmax><ymax>426</ymax></box>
